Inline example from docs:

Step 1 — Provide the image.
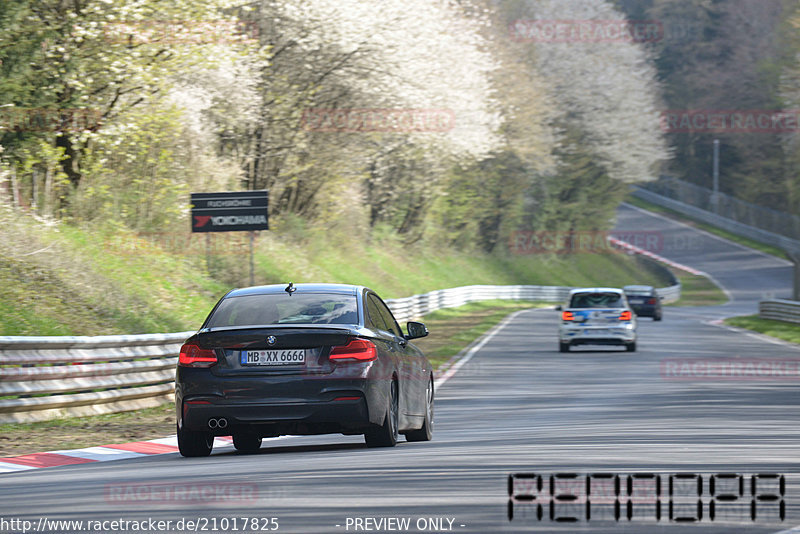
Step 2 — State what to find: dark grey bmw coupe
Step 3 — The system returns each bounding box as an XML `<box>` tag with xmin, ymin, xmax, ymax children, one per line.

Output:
<box><xmin>175</xmin><ymin>283</ymin><xmax>433</xmax><ymax>457</ymax></box>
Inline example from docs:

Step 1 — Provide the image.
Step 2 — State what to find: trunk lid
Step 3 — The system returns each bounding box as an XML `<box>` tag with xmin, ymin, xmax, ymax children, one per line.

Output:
<box><xmin>197</xmin><ymin>325</ymin><xmax>355</xmax><ymax>376</ymax></box>
<box><xmin>570</xmin><ymin>309</ymin><xmax>626</xmax><ymax>326</ymax></box>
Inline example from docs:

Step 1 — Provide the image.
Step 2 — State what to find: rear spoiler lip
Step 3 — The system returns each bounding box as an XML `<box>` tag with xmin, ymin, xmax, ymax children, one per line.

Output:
<box><xmin>194</xmin><ymin>325</ymin><xmax>376</xmax><ymax>344</ymax></box>
<box><xmin>198</xmin><ymin>324</ymin><xmax>361</xmax><ymax>334</ymax></box>
<box><xmin>565</xmin><ymin>308</ymin><xmax>629</xmax><ymax>312</ymax></box>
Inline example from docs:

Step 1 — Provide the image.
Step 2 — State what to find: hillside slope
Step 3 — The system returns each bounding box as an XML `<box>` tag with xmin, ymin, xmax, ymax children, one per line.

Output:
<box><xmin>0</xmin><ymin>208</ymin><xmax>670</xmax><ymax>335</ymax></box>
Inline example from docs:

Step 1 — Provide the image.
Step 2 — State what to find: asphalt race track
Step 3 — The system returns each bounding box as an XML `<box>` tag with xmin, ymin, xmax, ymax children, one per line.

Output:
<box><xmin>1</xmin><ymin>205</ymin><xmax>799</xmax><ymax>534</ymax></box>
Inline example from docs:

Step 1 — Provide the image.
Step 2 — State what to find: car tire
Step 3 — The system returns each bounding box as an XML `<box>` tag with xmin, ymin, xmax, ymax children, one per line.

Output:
<box><xmin>233</xmin><ymin>433</ymin><xmax>262</xmax><ymax>453</ymax></box>
<box><xmin>365</xmin><ymin>379</ymin><xmax>399</xmax><ymax>448</ymax></box>
<box><xmin>177</xmin><ymin>423</ymin><xmax>213</xmax><ymax>457</ymax></box>
<box><xmin>654</xmin><ymin>314</ymin><xmax>662</xmax><ymax>322</ymax></box>
<box><xmin>559</xmin><ymin>342</ymin><xmax>570</xmax><ymax>353</ymax></box>
<box><xmin>406</xmin><ymin>377</ymin><xmax>433</xmax><ymax>442</ymax></box>
<box><xmin>626</xmin><ymin>342</ymin><xmax>637</xmax><ymax>352</ymax></box>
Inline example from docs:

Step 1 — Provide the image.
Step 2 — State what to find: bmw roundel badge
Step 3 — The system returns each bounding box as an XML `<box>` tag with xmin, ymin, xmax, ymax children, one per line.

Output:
<box><xmin>266</xmin><ymin>335</ymin><xmax>277</xmax><ymax>345</ymax></box>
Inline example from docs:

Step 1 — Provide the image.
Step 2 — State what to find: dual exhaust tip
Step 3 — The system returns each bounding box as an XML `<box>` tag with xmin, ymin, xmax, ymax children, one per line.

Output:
<box><xmin>208</xmin><ymin>417</ymin><xmax>228</xmax><ymax>429</ymax></box>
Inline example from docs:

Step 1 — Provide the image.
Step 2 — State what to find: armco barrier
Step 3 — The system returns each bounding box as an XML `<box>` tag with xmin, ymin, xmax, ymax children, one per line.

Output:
<box><xmin>0</xmin><ymin>332</ymin><xmax>192</xmax><ymax>423</ymax></box>
<box><xmin>631</xmin><ymin>187</ymin><xmax>800</xmax><ymax>254</ymax></box>
<box><xmin>759</xmin><ymin>299</ymin><xmax>800</xmax><ymax>325</ymax></box>
<box><xmin>0</xmin><ymin>283</ymin><xmax>680</xmax><ymax>423</ymax></box>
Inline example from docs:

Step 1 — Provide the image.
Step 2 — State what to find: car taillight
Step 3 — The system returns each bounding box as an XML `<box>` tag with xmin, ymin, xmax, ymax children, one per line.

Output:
<box><xmin>562</xmin><ymin>311</ymin><xmax>574</xmax><ymax>321</ymax></box>
<box><xmin>620</xmin><ymin>311</ymin><xmax>632</xmax><ymax>321</ymax></box>
<box><xmin>329</xmin><ymin>339</ymin><xmax>377</xmax><ymax>362</ymax></box>
<box><xmin>179</xmin><ymin>344</ymin><xmax>217</xmax><ymax>367</ymax></box>
<box><xmin>648</xmin><ymin>298</ymin><xmax>657</xmax><ymax>305</ymax></box>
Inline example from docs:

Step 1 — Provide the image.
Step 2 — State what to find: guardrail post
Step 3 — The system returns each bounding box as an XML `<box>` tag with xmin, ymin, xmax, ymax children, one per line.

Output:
<box><xmin>789</xmin><ymin>250</ymin><xmax>800</xmax><ymax>301</ymax></box>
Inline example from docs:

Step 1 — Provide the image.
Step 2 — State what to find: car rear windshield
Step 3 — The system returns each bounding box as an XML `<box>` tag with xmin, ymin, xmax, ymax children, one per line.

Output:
<box><xmin>205</xmin><ymin>293</ymin><xmax>358</xmax><ymax>327</ymax></box>
<box><xmin>625</xmin><ymin>289</ymin><xmax>653</xmax><ymax>297</ymax></box>
<box><xmin>569</xmin><ymin>292</ymin><xmax>625</xmax><ymax>309</ymax></box>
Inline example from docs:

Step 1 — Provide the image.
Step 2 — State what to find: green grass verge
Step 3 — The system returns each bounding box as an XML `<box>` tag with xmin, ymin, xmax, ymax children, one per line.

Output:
<box><xmin>0</xmin><ymin>207</ymin><xmax>670</xmax><ymax>335</ymax></box>
<box><xmin>668</xmin><ymin>270</ymin><xmax>729</xmax><ymax>307</ymax></box>
<box><xmin>411</xmin><ymin>300</ymin><xmax>549</xmax><ymax>368</ymax></box>
<box><xmin>724</xmin><ymin>315</ymin><xmax>800</xmax><ymax>345</ymax></box>
<box><xmin>246</xmin><ymin>231</ymin><xmax>672</xmax><ymax>299</ymax></box>
<box><xmin>0</xmin><ymin>301</ymin><xmax>542</xmax><ymax>456</ymax></box>
<box><xmin>625</xmin><ymin>195</ymin><xmax>788</xmax><ymax>260</ymax></box>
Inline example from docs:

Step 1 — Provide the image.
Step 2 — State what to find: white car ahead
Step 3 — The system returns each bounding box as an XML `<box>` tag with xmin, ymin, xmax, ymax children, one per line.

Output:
<box><xmin>557</xmin><ymin>288</ymin><xmax>637</xmax><ymax>352</ymax></box>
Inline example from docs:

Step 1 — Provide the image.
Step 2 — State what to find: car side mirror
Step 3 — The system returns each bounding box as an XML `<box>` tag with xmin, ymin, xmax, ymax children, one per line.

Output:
<box><xmin>406</xmin><ymin>321</ymin><xmax>429</xmax><ymax>340</ymax></box>
<box><xmin>555</xmin><ymin>305</ymin><xmax>562</xmax><ymax>311</ymax></box>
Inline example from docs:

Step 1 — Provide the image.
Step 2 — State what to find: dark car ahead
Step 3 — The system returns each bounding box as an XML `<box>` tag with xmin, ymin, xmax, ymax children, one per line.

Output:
<box><xmin>623</xmin><ymin>285</ymin><xmax>663</xmax><ymax>321</ymax></box>
<box><xmin>175</xmin><ymin>283</ymin><xmax>433</xmax><ymax>457</ymax></box>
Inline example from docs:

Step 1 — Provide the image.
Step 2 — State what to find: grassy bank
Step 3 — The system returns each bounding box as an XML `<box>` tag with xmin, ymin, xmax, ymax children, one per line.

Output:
<box><xmin>724</xmin><ymin>315</ymin><xmax>800</xmax><ymax>345</ymax></box>
<box><xmin>411</xmin><ymin>300</ymin><xmax>549</xmax><ymax>368</ymax></box>
<box><xmin>0</xmin><ymin>207</ymin><xmax>670</xmax><ymax>335</ymax></box>
<box><xmin>669</xmin><ymin>270</ymin><xmax>729</xmax><ymax>307</ymax></box>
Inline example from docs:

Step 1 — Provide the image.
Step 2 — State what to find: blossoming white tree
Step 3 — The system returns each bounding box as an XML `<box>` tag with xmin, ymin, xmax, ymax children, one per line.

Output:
<box><xmin>521</xmin><ymin>0</ymin><xmax>670</xmax><ymax>183</ymax></box>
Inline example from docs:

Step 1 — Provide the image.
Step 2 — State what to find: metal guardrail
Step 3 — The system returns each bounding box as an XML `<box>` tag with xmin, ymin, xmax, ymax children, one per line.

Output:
<box><xmin>386</xmin><ymin>285</ymin><xmax>569</xmax><ymax>323</ymax></box>
<box><xmin>0</xmin><ymin>332</ymin><xmax>192</xmax><ymax>423</ymax></box>
<box><xmin>632</xmin><ymin>186</ymin><xmax>800</xmax><ymax>254</ymax></box>
<box><xmin>640</xmin><ymin>177</ymin><xmax>800</xmax><ymax>240</ymax></box>
<box><xmin>654</xmin><ymin>284</ymin><xmax>681</xmax><ymax>304</ymax></box>
<box><xmin>386</xmin><ymin>283</ymin><xmax>681</xmax><ymax>324</ymax></box>
<box><xmin>759</xmin><ymin>300</ymin><xmax>800</xmax><ymax>325</ymax></box>
<box><xmin>0</xmin><ymin>283</ymin><xmax>680</xmax><ymax>423</ymax></box>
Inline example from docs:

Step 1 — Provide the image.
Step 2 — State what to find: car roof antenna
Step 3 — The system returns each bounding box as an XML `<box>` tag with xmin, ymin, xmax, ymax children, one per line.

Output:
<box><xmin>285</xmin><ymin>282</ymin><xmax>296</xmax><ymax>295</ymax></box>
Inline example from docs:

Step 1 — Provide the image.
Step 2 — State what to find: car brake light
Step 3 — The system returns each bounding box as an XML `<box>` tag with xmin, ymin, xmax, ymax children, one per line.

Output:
<box><xmin>179</xmin><ymin>343</ymin><xmax>217</xmax><ymax>367</ymax></box>
<box><xmin>620</xmin><ymin>311</ymin><xmax>632</xmax><ymax>321</ymax></box>
<box><xmin>329</xmin><ymin>339</ymin><xmax>377</xmax><ymax>362</ymax></box>
<box><xmin>561</xmin><ymin>311</ymin><xmax>574</xmax><ymax>321</ymax></box>
<box><xmin>648</xmin><ymin>298</ymin><xmax>657</xmax><ymax>305</ymax></box>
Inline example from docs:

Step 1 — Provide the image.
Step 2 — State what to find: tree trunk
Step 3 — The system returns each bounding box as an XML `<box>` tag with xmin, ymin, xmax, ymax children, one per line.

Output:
<box><xmin>32</xmin><ymin>169</ymin><xmax>39</xmax><ymax>214</ymax></box>
<box><xmin>55</xmin><ymin>134</ymin><xmax>82</xmax><ymax>188</ymax></box>
<box><xmin>44</xmin><ymin>164</ymin><xmax>53</xmax><ymax>218</ymax></box>
<box><xmin>10</xmin><ymin>167</ymin><xmax>20</xmax><ymax>208</ymax></box>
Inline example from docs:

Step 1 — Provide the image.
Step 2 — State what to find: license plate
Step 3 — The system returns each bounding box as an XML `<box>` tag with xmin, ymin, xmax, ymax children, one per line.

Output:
<box><xmin>629</xmin><ymin>298</ymin><xmax>645</xmax><ymax>303</ymax></box>
<box><xmin>586</xmin><ymin>329</ymin><xmax>610</xmax><ymax>335</ymax></box>
<box><xmin>241</xmin><ymin>349</ymin><xmax>306</xmax><ymax>366</ymax></box>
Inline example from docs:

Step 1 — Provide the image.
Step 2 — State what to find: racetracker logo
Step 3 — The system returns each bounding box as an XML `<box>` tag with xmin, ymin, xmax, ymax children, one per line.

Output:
<box><xmin>660</xmin><ymin>110</ymin><xmax>800</xmax><ymax>134</ymax></box>
<box><xmin>510</xmin><ymin>230</ymin><xmax>664</xmax><ymax>255</ymax></box>
<box><xmin>300</xmin><ymin>108</ymin><xmax>455</xmax><ymax>133</ymax></box>
<box><xmin>103</xmin><ymin>232</ymin><xmax>253</xmax><ymax>256</ymax></box>
<box><xmin>104</xmin><ymin>482</ymin><xmax>260</xmax><ymax>505</ymax></box>
<box><xmin>101</xmin><ymin>20</ymin><xmax>259</xmax><ymax>45</ymax></box>
<box><xmin>0</xmin><ymin>108</ymin><xmax>102</xmax><ymax>132</ymax></box>
<box><xmin>662</xmin><ymin>358</ymin><xmax>800</xmax><ymax>380</ymax></box>
<box><xmin>509</xmin><ymin>19</ymin><xmax>664</xmax><ymax>43</ymax></box>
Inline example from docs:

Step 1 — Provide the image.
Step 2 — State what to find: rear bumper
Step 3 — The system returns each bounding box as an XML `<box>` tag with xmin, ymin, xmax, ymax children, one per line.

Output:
<box><xmin>176</xmin><ymin>365</ymin><xmax>388</xmax><ymax>435</ymax></box>
<box><xmin>181</xmin><ymin>397</ymin><xmax>370</xmax><ymax>435</ymax></box>
<box><xmin>559</xmin><ymin>325</ymin><xmax>636</xmax><ymax>345</ymax></box>
<box><xmin>567</xmin><ymin>338</ymin><xmax>634</xmax><ymax>347</ymax></box>
<box><xmin>631</xmin><ymin>305</ymin><xmax>659</xmax><ymax>317</ymax></box>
